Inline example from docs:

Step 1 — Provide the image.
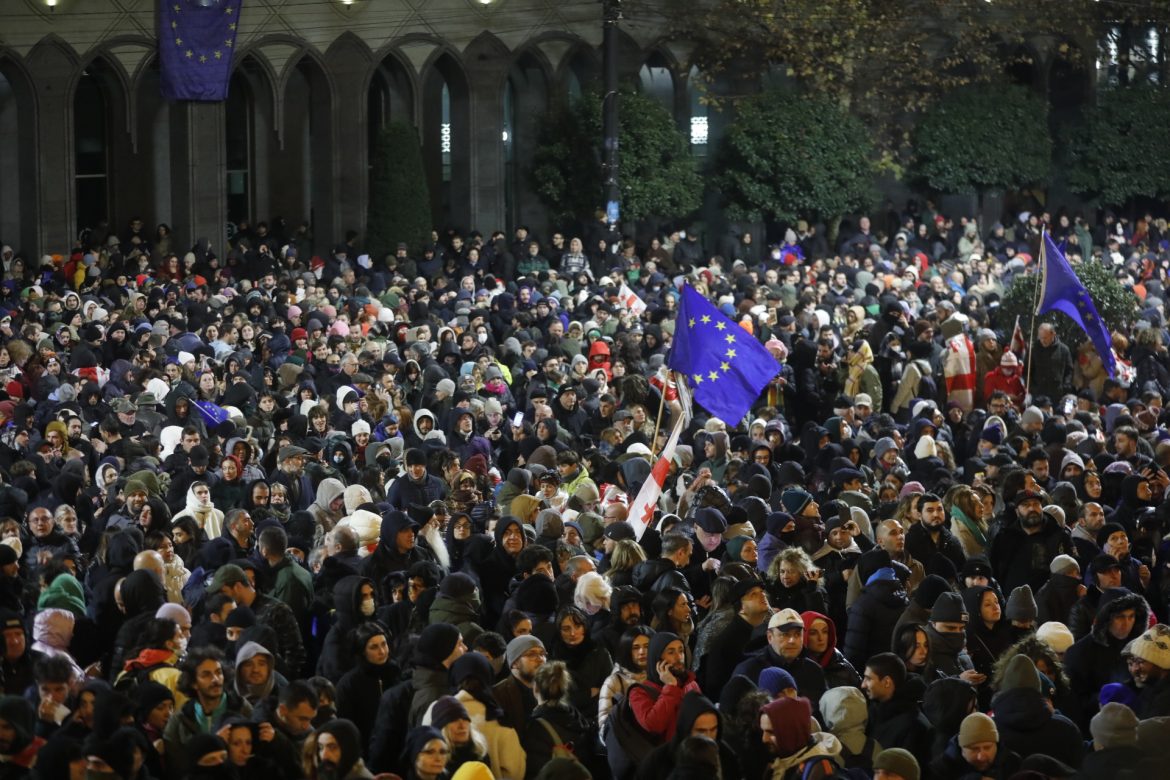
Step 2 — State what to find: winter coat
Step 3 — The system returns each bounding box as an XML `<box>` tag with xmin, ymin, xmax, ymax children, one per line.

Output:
<box><xmin>1036</xmin><ymin>572</ymin><xmax>1081</xmax><ymax>625</ymax></box>
<box><xmin>466</xmin><ymin>519</ymin><xmax>524</xmax><ymax>628</ymax></box>
<box><xmin>865</xmin><ymin>691</ymin><xmax>931</xmax><ymax>769</ymax></box>
<box><xmin>1028</xmin><ymin>337</ymin><xmax>1074</xmax><ymax>403</ymax></box>
<box><xmin>361</xmin><ymin>512</ymin><xmax>436</xmax><ymax>603</ymax></box>
<box><xmin>820</xmin><ymin>686</ymin><xmax>881</xmax><ymax>772</ymax></box>
<box><xmin>522</xmin><ymin>702</ymin><xmax>601</xmax><ymax>780</ymax></box>
<box><xmin>630</xmin><ymin>677</ymin><xmax>701</xmax><ymax>742</ymax></box>
<box><xmin>250</xmin><ymin>591</ymin><xmax>307</xmax><ymax>678</ymax></box>
<box><xmin>844</xmin><ymin>577</ymin><xmax>909</xmax><ymax>670</ymax></box>
<box><xmin>598</xmin><ymin>663</ymin><xmax>646</xmax><ymax>732</ymax></box>
<box><xmin>268</xmin><ymin>552</ymin><xmax>314</xmax><ymax>622</ymax></box>
<box><xmin>336</xmin><ymin>657</ymin><xmax>401</xmax><ymax>757</ymax></box>
<box><xmin>764</xmin><ymin>732</ymin><xmax>845</xmax><ymax>780</ymax></box>
<box><xmin>1063</xmin><ymin>588</ymin><xmax>1148</xmax><ymax>723</ymax></box>
<box><xmin>731</xmin><ymin>646</ymin><xmax>827</xmax><ymax>709</ymax></box>
<box><xmin>905</xmin><ymin>522</ymin><xmax>966</xmax><ymax>575</ymax></box>
<box><xmin>991</xmin><ymin>686</ymin><xmax>1084</xmax><ymax>769</ymax></box>
<box><xmin>428</xmin><ymin>592</ymin><xmax>486</xmax><ymax>645</ymax></box>
<box><xmin>317</xmin><ymin>575</ymin><xmax>375</xmax><ymax>682</ymax></box>
<box><xmin>989</xmin><ymin>514</ymin><xmax>1072</xmax><ymax>596</ymax></box>
<box><xmin>550</xmin><ymin>637</ymin><xmax>612</xmax><ymax>717</ymax></box>
<box><xmin>422</xmin><ymin>690</ymin><xmax>526</xmax><ymax>780</ymax></box>
<box><xmin>385</xmin><ymin>470</ymin><xmax>447</xmax><ymax>511</ymax></box>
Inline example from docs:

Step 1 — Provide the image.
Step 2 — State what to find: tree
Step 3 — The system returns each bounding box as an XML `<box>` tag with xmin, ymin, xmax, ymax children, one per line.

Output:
<box><xmin>1064</xmin><ymin>86</ymin><xmax>1170</xmax><ymax>207</ymax></box>
<box><xmin>530</xmin><ymin>90</ymin><xmax>702</xmax><ymax>224</ymax></box>
<box><xmin>366</xmin><ymin>121</ymin><xmax>432</xmax><ymax>259</ymax></box>
<box><xmin>715</xmin><ymin>89</ymin><xmax>876</xmax><ymax>224</ymax></box>
<box><xmin>663</xmin><ymin>0</ymin><xmax>1165</xmax><ymax>156</ymax></box>
<box><xmin>998</xmin><ymin>257</ymin><xmax>1137</xmax><ymax>353</ymax></box>
<box><xmin>913</xmin><ymin>84</ymin><xmax>1052</xmax><ymax>210</ymax></box>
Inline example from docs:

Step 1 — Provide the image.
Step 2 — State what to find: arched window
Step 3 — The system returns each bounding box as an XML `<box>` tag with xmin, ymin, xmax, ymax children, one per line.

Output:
<box><xmin>638</xmin><ymin>52</ymin><xmax>674</xmax><ymax>114</ymax></box>
<box><xmin>225</xmin><ymin>70</ymin><xmax>252</xmax><ymax>226</ymax></box>
<box><xmin>687</xmin><ymin>66</ymin><xmax>708</xmax><ymax>156</ymax></box>
<box><xmin>74</xmin><ymin>66</ymin><xmax>110</xmax><ymax>236</ymax></box>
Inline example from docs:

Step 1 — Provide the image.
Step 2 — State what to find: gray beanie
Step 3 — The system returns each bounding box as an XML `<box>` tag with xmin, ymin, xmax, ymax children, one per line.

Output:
<box><xmin>1091</xmin><ymin>702</ymin><xmax>1139</xmax><ymax>749</ymax></box>
<box><xmin>1021</xmin><ymin>406</ymin><xmax>1044</xmax><ymax>427</ymax></box>
<box><xmin>535</xmin><ymin>509</ymin><xmax>564</xmax><ymax>540</ymax></box>
<box><xmin>1006</xmin><ymin>584</ymin><xmax>1038</xmax><ymax>623</ymax></box>
<box><xmin>436</xmin><ymin>378</ymin><xmax>456</xmax><ymax>396</ymax></box>
<box><xmin>506</xmin><ymin>635</ymin><xmax>546</xmax><ymax>668</ymax></box>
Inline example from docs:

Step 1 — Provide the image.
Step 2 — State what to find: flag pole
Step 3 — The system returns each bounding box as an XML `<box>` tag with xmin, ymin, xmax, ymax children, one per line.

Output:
<box><xmin>1025</xmin><ymin>229</ymin><xmax>1046</xmax><ymax>401</ymax></box>
<box><xmin>650</xmin><ymin>369</ymin><xmax>671</xmax><ymax>459</ymax></box>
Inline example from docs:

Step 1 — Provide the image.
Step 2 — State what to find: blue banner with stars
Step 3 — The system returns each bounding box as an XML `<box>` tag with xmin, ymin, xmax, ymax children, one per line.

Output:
<box><xmin>1037</xmin><ymin>230</ymin><xmax>1116</xmax><ymax>379</ymax></box>
<box><xmin>667</xmin><ymin>284</ymin><xmax>780</xmax><ymax>424</ymax></box>
<box><xmin>159</xmin><ymin>0</ymin><xmax>242</xmax><ymax>102</ymax></box>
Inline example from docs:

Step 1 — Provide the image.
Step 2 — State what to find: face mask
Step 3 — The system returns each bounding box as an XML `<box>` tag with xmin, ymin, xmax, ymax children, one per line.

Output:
<box><xmin>477</xmin><ymin>332</ymin><xmax>488</xmax><ymax>344</ymax></box>
<box><xmin>174</xmin><ymin>636</ymin><xmax>188</xmax><ymax>657</ymax></box>
<box><xmin>361</xmin><ymin>598</ymin><xmax>376</xmax><ymax>616</ymax></box>
<box><xmin>333</xmin><ymin>455</ymin><xmax>344</xmax><ymax>464</ymax></box>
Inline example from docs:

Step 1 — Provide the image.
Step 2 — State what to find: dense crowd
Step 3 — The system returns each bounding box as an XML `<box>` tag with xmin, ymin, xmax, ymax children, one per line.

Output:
<box><xmin>1</xmin><ymin>205</ymin><xmax>1170</xmax><ymax>779</ymax></box>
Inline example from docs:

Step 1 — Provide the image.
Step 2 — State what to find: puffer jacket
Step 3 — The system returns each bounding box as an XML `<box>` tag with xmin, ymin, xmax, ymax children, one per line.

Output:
<box><xmin>820</xmin><ymin>686</ymin><xmax>880</xmax><ymax>771</ymax></box>
<box><xmin>843</xmin><ymin>574</ymin><xmax>908</xmax><ymax>669</ymax></box>
<box><xmin>1063</xmin><ymin>587</ymin><xmax>1148</xmax><ymax>725</ymax></box>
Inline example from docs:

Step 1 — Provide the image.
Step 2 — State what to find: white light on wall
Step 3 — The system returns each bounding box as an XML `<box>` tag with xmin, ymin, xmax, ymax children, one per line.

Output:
<box><xmin>441</xmin><ymin>123</ymin><xmax>452</xmax><ymax>154</ymax></box>
<box><xmin>502</xmin><ymin>130</ymin><xmax>509</xmax><ymax>142</ymax></box>
<box><xmin>46</xmin><ymin>0</ymin><xmax>57</xmax><ymax>7</ymax></box>
<box><xmin>690</xmin><ymin>116</ymin><xmax>708</xmax><ymax>146</ymax></box>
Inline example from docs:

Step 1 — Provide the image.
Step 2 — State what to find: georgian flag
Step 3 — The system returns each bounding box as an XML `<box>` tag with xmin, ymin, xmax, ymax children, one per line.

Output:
<box><xmin>628</xmin><ymin>381</ymin><xmax>691</xmax><ymax>541</ymax></box>
<box><xmin>618</xmin><ymin>283</ymin><xmax>647</xmax><ymax>316</ymax></box>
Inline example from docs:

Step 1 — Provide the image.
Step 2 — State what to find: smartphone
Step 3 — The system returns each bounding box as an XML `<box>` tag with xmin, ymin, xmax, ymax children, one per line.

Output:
<box><xmin>512</xmin><ymin>412</ymin><xmax>524</xmax><ymax>428</ymax></box>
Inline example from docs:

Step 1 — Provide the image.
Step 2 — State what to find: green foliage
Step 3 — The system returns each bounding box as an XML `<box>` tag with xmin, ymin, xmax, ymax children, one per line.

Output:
<box><xmin>366</xmin><ymin>121</ymin><xmax>432</xmax><ymax>259</ymax></box>
<box><xmin>999</xmin><ymin>257</ymin><xmax>1138</xmax><ymax>349</ymax></box>
<box><xmin>913</xmin><ymin>84</ymin><xmax>1051</xmax><ymax>196</ymax></box>
<box><xmin>715</xmin><ymin>89</ymin><xmax>876</xmax><ymax>223</ymax></box>
<box><xmin>1063</xmin><ymin>86</ymin><xmax>1170</xmax><ymax>206</ymax></box>
<box><xmin>530</xmin><ymin>90</ymin><xmax>702</xmax><ymax>224</ymax></box>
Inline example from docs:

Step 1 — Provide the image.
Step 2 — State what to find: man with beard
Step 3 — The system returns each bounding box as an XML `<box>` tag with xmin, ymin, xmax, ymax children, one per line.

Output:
<box><xmin>259</xmin><ymin>676</ymin><xmax>319</xmax><ymax>780</ymax></box>
<box><xmin>990</xmin><ymin>490</ymin><xmax>1072</xmax><ymax>595</ymax></box>
<box><xmin>594</xmin><ymin>585</ymin><xmax>644</xmax><ymax>657</ymax></box>
<box><xmin>164</xmin><ymin>647</ymin><xmax>250</xmax><ymax>774</ymax></box>
<box><xmin>493</xmin><ymin>635</ymin><xmax>547</xmax><ymax>731</ymax></box>
<box><xmin>681</xmin><ymin>508</ymin><xmax>727</xmax><ymax>606</ymax></box>
<box><xmin>272</xmin><ymin>445</ymin><xmax>315</xmax><ymax>512</ymax></box>
<box><xmin>904</xmin><ymin>493</ymin><xmax>966</xmax><ymax>574</ymax></box>
<box><xmin>1123</xmin><ymin>624</ymin><xmax>1170</xmax><ymax>717</ymax></box>
<box><xmin>313</xmin><ymin>718</ymin><xmax>372</xmax><ymax>780</ymax></box>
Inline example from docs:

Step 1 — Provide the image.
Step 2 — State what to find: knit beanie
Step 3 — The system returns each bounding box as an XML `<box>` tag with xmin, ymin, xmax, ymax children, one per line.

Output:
<box><xmin>780</xmin><ymin>488</ymin><xmax>813</xmax><ymax>516</ymax></box>
<box><xmin>1048</xmin><ymin>554</ymin><xmax>1080</xmax><ymax>577</ymax></box>
<box><xmin>505</xmin><ymin>635</ymin><xmax>545</xmax><ymax>668</ymax></box>
<box><xmin>872</xmin><ymin>748</ymin><xmax>920</xmax><ymax>780</ymax></box>
<box><xmin>534</xmin><ymin>509</ymin><xmax>563</xmax><ymax>540</ymax></box>
<box><xmin>414</xmin><ymin>623</ymin><xmax>461</xmax><ymax>666</ymax></box>
<box><xmin>1021</xmin><ymin>406</ymin><xmax>1044</xmax><ymax>427</ymax></box>
<box><xmin>913</xmin><ymin>575</ymin><xmax>951</xmax><ymax>610</ymax></box>
<box><xmin>1096</xmin><ymin>522</ymin><xmax>1127</xmax><ymax>551</ymax></box>
<box><xmin>1035</xmin><ymin>622</ymin><xmax>1075</xmax><ymax>654</ymax></box>
<box><xmin>1124</xmin><ymin>624</ymin><xmax>1170</xmax><ymax>671</ymax></box>
<box><xmin>438</xmin><ymin>572</ymin><xmax>478</xmax><ymax>601</ymax></box>
<box><xmin>1006</xmin><ymin>585</ymin><xmax>1038</xmax><ymax>623</ymax></box>
<box><xmin>758</xmin><ymin>667</ymin><xmax>797</xmax><ymax>697</ymax></box>
<box><xmin>760</xmin><ymin>696</ymin><xmax>812</xmax><ymax>757</ymax></box>
<box><xmin>930</xmin><ymin>592</ymin><xmax>969</xmax><ymax>624</ymax></box>
<box><xmin>958</xmin><ymin>712</ymin><xmax>998</xmax><ymax>748</ymax></box>
<box><xmin>430</xmin><ymin>695</ymin><xmax>471</xmax><ymax>729</ymax></box>
<box><xmin>998</xmin><ymin>654</ymin><xmax>1041</xmax><ymax>693</ymax></box>
<box><xmin>1091</xmin><ymin>702</ymin><xmax>1140</xmax><ymax>749</ymax></box>
<box><xmin>1099</xmin><ymin>682</ymin><xmax>1140</xmax><ymax>712</ymax></box>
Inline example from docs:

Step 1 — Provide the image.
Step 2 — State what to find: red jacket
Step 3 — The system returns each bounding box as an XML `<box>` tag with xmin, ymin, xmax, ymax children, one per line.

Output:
<box><xmin>629</xmin><ymin>674</ymin><xmax>702</xmax><ymax>741</ymax></box>
<box><xmin>982</xmin><ymin>368</ymin><xmax>1025</xmax><ymax>410</ymax></box>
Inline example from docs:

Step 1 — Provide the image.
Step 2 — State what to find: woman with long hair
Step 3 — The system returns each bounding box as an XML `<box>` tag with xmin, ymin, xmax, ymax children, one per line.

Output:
<box><xmin>650</xmin><ymin>587</ymin><xmax>695</xmax><ymax>667</ymax></box>
<box><xmin>437</xmin><ymin>651</ymin><xmax>525</xmax><ymax>780</ymax></box>
<box><xmin>598</xmin><ymin>625</ymin><xmax>652</xmax><ymax>732</ymax></box>
<box><xmin>549</xmin><ymin>605</ymin><xmax>612</xmax><ymax>717</ymax></box>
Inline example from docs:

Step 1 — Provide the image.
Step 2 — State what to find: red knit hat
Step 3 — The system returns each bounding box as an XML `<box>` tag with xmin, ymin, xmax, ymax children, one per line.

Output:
<box><xmin>761</xmin><ymin>696</ymin><xmax>812</xmax><ymax>757</ymax></box>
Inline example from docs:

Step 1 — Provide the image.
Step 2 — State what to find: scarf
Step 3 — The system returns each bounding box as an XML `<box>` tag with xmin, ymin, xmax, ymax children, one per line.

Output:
<box><xmin>950</xmin><ymin>505</ymin><xmax>988</xmax><ymax>549</ymax></box>
<box><xmin>845</xmin><ymin>341</ymin><xmax>873</xmax><ymax>397</ymax></box>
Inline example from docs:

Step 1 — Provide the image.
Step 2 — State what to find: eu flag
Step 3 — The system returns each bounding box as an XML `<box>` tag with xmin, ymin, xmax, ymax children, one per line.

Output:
<box><xmin>1037</xmin><ymin>230</ymin><xmax>1117</xmax><ymax>378</ymax></box>
<box><xmin>668</xmin><ymin>284</ymin><xmax>780</xmax><ymax>424</ymax></box>
<box><xmin>159</xmin><ymin>0</ymin><xmax>243</xmax><ymax>102</ymax></box>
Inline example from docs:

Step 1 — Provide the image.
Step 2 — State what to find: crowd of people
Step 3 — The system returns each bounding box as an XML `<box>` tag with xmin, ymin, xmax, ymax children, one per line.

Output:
<box><xmin>0</xmin><ymin>204</ymin><xmax>1169</xmax><ymax>779</ymax></box>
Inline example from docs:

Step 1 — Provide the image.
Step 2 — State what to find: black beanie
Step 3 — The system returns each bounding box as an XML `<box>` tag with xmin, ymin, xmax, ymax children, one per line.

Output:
<box><xmin>414</xmin><ymin>622</ymin><xmax>461</xmax><ymax>666</ymax></box>
<box><xmin>439</xmin><ymin>572</ymin><xmax>478</xmax><ymax>600</ymax></box>
<box><xmin>914</xmin><ymin>575</ymin><xmax>952</xmax><ymax>610</ymax></box>
<box><xmin>134</xmin><ymin>680</ymin><xmax>175</xmax><ymax>720</ymax></box>
<box><xmin>405</xmin><ymin>448</ymin><xmax>427</xmax><ymax>467</ymax></box>
<box><xmin>0</xmin><ymin>545</ymin><xmax>17</xmax><ymax>568</ymax></box>
<box><xmin>930</xmin><ymin>591</ymin><xmax>969</xmax><ymax>624</ymax></box>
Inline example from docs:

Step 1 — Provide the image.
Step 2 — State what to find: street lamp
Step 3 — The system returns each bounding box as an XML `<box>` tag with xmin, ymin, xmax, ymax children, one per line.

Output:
<box><xmin>602</xmin><ymin>0</ymin><xmax>622</xmax><ymax>233</ymax></box>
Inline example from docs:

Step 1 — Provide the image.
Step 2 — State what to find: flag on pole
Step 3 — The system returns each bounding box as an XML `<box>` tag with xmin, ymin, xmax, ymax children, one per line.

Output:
<box><xmin>628</xmin><ymin>393</ymin><xmax>689</xmax><ymax>541</ymax></box>
<box><xmin>667</xmin><ymin>284</ymin><xmax>780</xmax><ymax>424</ymax></box>
<box><xmin>1037</xmin><ymin>230</ymin><xmax>1116</xmax><ymax>378</ymax></box>
<box><xmin>1010</xmin><ymin>315</ymin><xmax>1027</xmax><ymax>360</ymax></box>
<box><xmin>191</xmin><ymin>398</ymin><xmax>231</xmax><ymax>428</ymax></box>
<box><xmin>618</xmin><ymin>283</ymin><xmax>647</xmax><ymax>316</ymax></box>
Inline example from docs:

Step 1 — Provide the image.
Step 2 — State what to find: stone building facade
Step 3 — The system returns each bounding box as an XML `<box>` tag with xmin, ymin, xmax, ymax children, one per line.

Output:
<box><xmin>0</xmin><ymin>0</ymin><xmax>703</xmax><ymax>258</ymax></box>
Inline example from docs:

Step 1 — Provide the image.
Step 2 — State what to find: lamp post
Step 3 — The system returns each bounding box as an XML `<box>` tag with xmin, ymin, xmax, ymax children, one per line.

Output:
<box><xmin>602</xmin><ymin>0</ymin><xmax>622</xmax><ymax>233</ymax></box>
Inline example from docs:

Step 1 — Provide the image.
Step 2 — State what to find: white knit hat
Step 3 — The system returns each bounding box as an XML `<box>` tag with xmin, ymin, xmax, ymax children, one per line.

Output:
<box><xmin>1124</xmin><ymin>624</ymin><xmax>1170</xmax><ymax>670</ymax></box>
<box><xmin>1036</xmin><ymin>621</ymin><xmax>1075</xmax><ymax>654</ymax></box>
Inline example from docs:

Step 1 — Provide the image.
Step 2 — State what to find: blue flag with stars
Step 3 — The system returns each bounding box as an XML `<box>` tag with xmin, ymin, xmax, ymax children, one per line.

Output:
<box><xmin>159</xmin><ymin>0</ymin><xmax>242</xmax><ymax>102</ymax></box>
<box><xmin>1037</xmin><ymin>230</ymin><xmax>1116</xmax><ymax>378</ymax></box>
<box><xmin>668</xmin><ymin>284</ymin><xmax>780</xmax><ymax>424</ymax></box>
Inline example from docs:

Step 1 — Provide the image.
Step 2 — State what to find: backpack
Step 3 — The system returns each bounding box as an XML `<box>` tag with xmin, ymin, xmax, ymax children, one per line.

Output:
<box><xmin>536</xmin><ymin>718</ymin><xmax>576</xmax><ymax>760</ymax></box>
<box><xmin>837</xmin><ymin>736</ymin><xmax>877</xmax><ymax>771</ymax></box>
<box><xmin>781</xmin><ymin>755</ymin><xmax>858</xmax><ymax>780</ymax></box>
<box><xmin>605</xmin><ymin>683</ymin><xmax>659</xmax><ymax>780</ymax></box>
<box><xmin>112</xmin><ymin>663</ymin><xmax>166</xmax><ymax>699</ymax></box>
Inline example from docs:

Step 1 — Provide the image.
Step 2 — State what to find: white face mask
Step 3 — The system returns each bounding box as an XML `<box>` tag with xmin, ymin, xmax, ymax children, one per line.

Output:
<box><xmin>174</xmin><ymin>636</ymin><xmax>188</xmax><ymax>657</ymax></box>
<box><xmin>477</xmin><ymin>332</ymin><xmax>488</xmax><ymax>344</ymax></box>
<box><xmin>361</xmin><ymin>598</ymin><xmax>376</xmax><ymax>617</ymax></box>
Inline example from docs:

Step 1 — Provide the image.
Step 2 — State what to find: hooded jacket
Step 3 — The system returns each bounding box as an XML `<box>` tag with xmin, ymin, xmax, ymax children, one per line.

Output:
<box><xmin>467</xmin><ymin>516</ymin><xmax>525</xmax><ymax>628</ymax></box>
<box><xmin>233</xmin><ymin>641</ymin><xmax>286</xmax><ymax>708</ymax></box>
<box><xmin>1063</xmin><ymin>587</ymin><xmax>1148</xmax><ymax>720</ymax></box>
<box><xmin>361</xmin><ymin>511</ymin><xmax>433</xmax><ymax>603</ymax></box>
<box><xmin>309</xmin><ymin>477</ymin><xmax>346</xmax><ymax>533</ymax></box>
<box><xmin>801</xmin><ymin>611</ymin><xmax>861</xmax><ymax>689</ymax></box>
<box><xmin>629</xmin><ymin>632</ymin><xmax>701</xmax><ymax>741</ymax></box>
<box><xmin>636</xmin><ymin>692</ymin><xmax>741</xmax><ymax>780</ymax></box>
<box><xmin>819</xmin><ymin>686</ymin><xmax>880</xmax><ymax>770</ymax></box>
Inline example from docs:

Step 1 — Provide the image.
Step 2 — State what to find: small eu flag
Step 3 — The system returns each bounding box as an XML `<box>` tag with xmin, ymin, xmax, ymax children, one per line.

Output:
<box><xmin>667</xmin><ymin>284</ymin><xmax>780</xmax><ymax>424</ymax></box>
<box><xmin>1037</xmin><ymin>230</ymin><xmax>1116</xmax><ymax>378</ymax></box>
<box><xmin>159</xmin><ymin>0</ymin><xmax>243</xmax><ymax>102</ymax></box>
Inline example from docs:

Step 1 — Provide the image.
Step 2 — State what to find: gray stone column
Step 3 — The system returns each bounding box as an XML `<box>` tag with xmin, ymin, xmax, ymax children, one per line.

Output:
<box><xmin>169</xmin><ymin>101</ymin><xmax>227</xmax><ymax>254</ymax></box>
<box><xmin>465</xmin><ymin>36</ymin><xmax>511</xmax><ymax>234</ymax></box>
<box><xmin>25</xmin><ymin>41</ymin><xmax>76</xmax><ymax>254</ymax></box>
